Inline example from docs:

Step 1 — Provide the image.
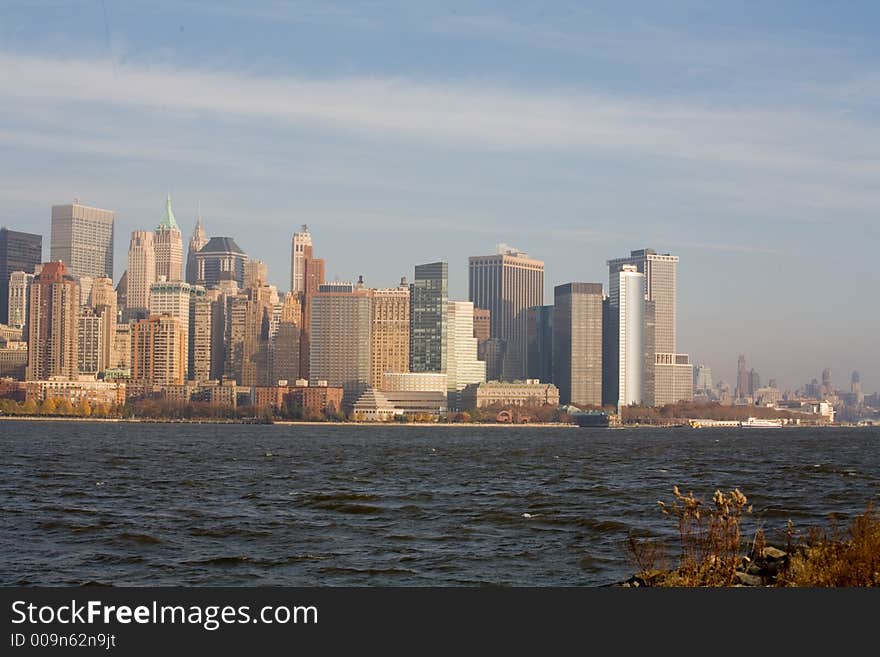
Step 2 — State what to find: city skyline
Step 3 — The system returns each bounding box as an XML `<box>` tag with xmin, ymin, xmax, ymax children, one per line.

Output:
<box><xmin>1</xmin><ymin>2</ymin><xmax>878</xmax><ymax>390</ymax></box>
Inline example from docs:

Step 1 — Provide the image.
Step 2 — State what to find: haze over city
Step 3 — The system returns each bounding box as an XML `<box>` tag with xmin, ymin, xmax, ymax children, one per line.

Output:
<box><xmin>1</xmin><ymin>1</ymin><xmax>877</xmax><ymax>390</ymax></box>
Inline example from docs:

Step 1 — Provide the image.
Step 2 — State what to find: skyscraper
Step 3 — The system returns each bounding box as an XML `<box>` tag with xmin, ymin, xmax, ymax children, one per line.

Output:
<box><xmin>154</xmin><ymin>195</ymin><xmax>184</xmax><ymax>283</ymax></box>
<box><xmin>469</xmin><ymin>245</ymin><xmax>544</xmax><ymax>381</ymax></box>
<box><xmin>26</xmin><ymin>261</ymin><xmax>80</xmax><ymax>381</ymax></box>
<box><xmin>298</xmin><ymin>238</ymin><xmax>325</xmax><ymax>381</ymax></box>
<box><xmin>552</xmin><ymin>283</ymin><xmax>603</xmax><ymax>408</ymax></box>
<box><xmin>310</xmin><ymin>282</ymin><xmax>372</xmax><ymax>408</ymax></box>
<box><xmin>50</xmin><ymin>202</ymin><xmax>115</xmax><ymax>279</ymax></box>
<box><xmin>290</xmin><ymin>225</ymin><xmax>312</xmax><ymax>295</ymax></box>
<box><xmin>445</xmin><ymin>300</ymin><xmax>486</xmax><ymax>407</ymax></box>
<box><xmin>370</xmin><ymin>280</ymin><xmax>410</xmax><ymax>390</ymax></box>
<box><xmin>126</xmin><ymin>231</ymin><xmax>156</xmax><ymax>317</ymax></box>
<box><xmin>185</xmin><ymin>208</ymin><xmax>208</xmax><ymax>285</ymax></box>
<box><xmin>605</xmin><ymin>266</ymin><xmax>645</xmax><ymax>408</ymax></box>
<box><xmin>410</xmin><ymin>262</ymin><xmax>448</xmax><ymax>373</ymax></box>
<box><xmin>607</xmin><ymin>249</ymin><xmax>678</xmax><ymax>353</ymax></box>
<box><xmin>269</xmin><ymin>293</ymin><xmax>301</xmax><ymax>385</ymax></box>
<box><xmin>194</xmin><ymin>237</ymin><xmax>247</xmax><ymax>288</ymax></box>
<box><xmin>694</xmin><ymin>364</ymin><xmax>713</xmax><ymax>392</ymax></box>
<box><xmin>77</xmin><ymin>308</ymin><xmax>104</xmax><ymax>374</ymax></box>
<box><xmin>0</xmin><ymin>227</ymin><xmax>42</xmax><ymax>325</ymax></box>
<box><xmin>244</xmin><ymin>260</ymin><xmax>269</xmax><ymax>289</ymax></box>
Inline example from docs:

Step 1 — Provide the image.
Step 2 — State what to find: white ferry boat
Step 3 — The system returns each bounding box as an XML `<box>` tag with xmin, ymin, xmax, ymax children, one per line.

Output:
<box><xmin>740</xmin><ymin>417</ymin><xmax>783</xmax><ymax>428</ymax></box>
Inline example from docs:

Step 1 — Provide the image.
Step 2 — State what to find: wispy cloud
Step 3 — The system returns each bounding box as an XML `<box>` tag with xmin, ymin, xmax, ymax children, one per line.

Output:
<box><xmin>2</xmin><ymin>52</ymin><xmax>877</xmax><ymax>179</ymax></box>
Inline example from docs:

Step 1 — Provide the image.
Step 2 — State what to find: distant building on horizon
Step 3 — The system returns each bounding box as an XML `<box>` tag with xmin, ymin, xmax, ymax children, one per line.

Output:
<box><xmin>50</xmin><ymin>201</ymin><xmax>115</xmax><ymax>280</ymax></box>
<box><xmin>185</xmin><ymin>209</ymin><xmax>208</xmax><ymax>285</ymax></box>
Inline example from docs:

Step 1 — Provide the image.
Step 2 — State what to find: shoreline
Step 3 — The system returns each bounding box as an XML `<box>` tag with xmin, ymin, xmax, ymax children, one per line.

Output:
<box><xmin>0</xmin><ymin>415</ymin><xmax>860</xmax><ymax>428</ymax></box>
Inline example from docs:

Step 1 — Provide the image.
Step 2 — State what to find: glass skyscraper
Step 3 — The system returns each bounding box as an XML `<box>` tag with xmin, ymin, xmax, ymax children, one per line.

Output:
<box><xmin>409</xmin><ymin>261</ymin><xmax>448</xmax><ymax>373</ymax></box>
<box><xmin>0</xmin><ymin>227</ymin><xmax>42</xmax><ymax>325</ymax></box>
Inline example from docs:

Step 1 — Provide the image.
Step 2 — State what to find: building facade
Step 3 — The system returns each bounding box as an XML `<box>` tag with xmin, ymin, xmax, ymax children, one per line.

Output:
<box><xmin>185</xmin><ymin>212</ymin><xmax>208</xmax><ymax>285</ymax></box>
<box><xmin>130</xmin><ymin>315</ymin><xmax>187</xmax><ymax>387</ymax></box>
<box><xmin>370</xmin><ymin>280</ymin><xmax>410</xmax><ymax>390</ymax></box>
<box><xmin>50</xmin><ymin>202</ymin><xmax>115</xmax><ymax>279</ymax></box>
<box><xmin>126</xmin><ymin>230</ymin><xmax>156</xmax><ymax>316</ymax></box>
<box><xmin>309</xmin><ymin>283</ymin><xmax>372</xmax><ymax>408</ymax></box>
<box><xmin>7</xmin><ymin>271</ymin><xmax>34</xmax><ymax>330</ymax></box>
<box><xmin>526</xmin><ymin>305</ymin><xmax>553</xmax><ymax>385</ymax></box>
<box><xmin>445</xmin><ymin>300</ymin><xmax>486</xmax><ymax>405</ymax></box>
<box><xmin>290</xmin><ymin>225</ymin><xmax>312</xmax><ymax>295</ymax></box>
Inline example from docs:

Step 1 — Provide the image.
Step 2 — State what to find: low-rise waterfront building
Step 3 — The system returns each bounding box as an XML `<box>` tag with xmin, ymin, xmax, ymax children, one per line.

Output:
<box><xmin>460</xmin><ymin>380</ymin><xmax>560</xmax><ymax>410</ymax></box>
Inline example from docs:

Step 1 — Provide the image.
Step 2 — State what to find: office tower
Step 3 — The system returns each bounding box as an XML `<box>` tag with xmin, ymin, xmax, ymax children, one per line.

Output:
<box><xmin>0</xmin><ymin>228</ymin><xmax>42</xmax><ymax>324</ymax></box>
<box><xmin>749</xmin><ymin>369</ymin><xmax>761</xmax><ymax>397</ymax></box>
<box><xmin>607</xmin><ymin>248</ymin><xmax>678</xmax><ymax>353</ymax></box>
<box><xmin>445</xmin><ymin>301</ymin><xmax>486</xmax><ymax>407</ymax></box>
<box><xmin>7</xmin><ymin>271</ymin><xmax>34</xmax><ymax>330</ymax></box>
<box><xmin>186</xmin><ymin>209</ymin><xmax>208</xmax><ymax>285</ymax></box>
<box><xmin>290</xmin><ymin>225</ymin><xmax>312</xmax><ymax>295</ymax></box>
<box><xmin>90</xmin><ymin>277</ymin><xmax>117</xmax><ymax>372</ymax></box>
<box><xmin>77</xmin><ymin>276</ymin><xmax>94</xmax><ymax>307</ymax></box>
<box><xmin>298</xmin><ymin>243</ymin><xmax>325</xmax><ymax>380</ymax></box>
<box><xmin>654</xmin><ymin>353</ymin><xmax>694</xmax><ymax>406</ymax></box>
<box><xmin>552</xmin><ymin>283</ymin><xmax>603</xmax><ymax>408</ymax></box>
<box><xmin>26</xmin><ymin>261</ymin><xmax>80</xmax><ymax>381</ymax></box>
<box><xmin>526</xmin><ymin>305</ymin><xmax>554</xmax><ymax>385</ymax></box>
<box><xmin>149</xmin><ymin>280</ymin><xmax>193</xmax><ymax>366</ymax></box>
<box><xmin>370</xmin><ymin>279</ymin><xmax>410</xmax><ymax>390</ymax></box>
<box><xmin>77</xmin><ymin>307</ymin><xmax>103</xmax><ymax>374</ymax></box>
<box><xmin>188</xmin><ymin>292</ymin><xmax>213</xmax><ymax>382</ymax></box>
<box><xmin>469</xmin><ymin>245</ymin><xmax>544</xmax><ymax>380</ymax></box>
<box><xmin>736</xmin><ymin>355</ymin><xmax>749</xmax><ymax>399</ymax></box>
<box><xmin>694</xmin><ymin>364</ymin><xmax>713</xmax><ymax>392</ymax></box>
<box><xmin>154</xmin><ymin>195</ymin><xmax>184</xmax><ymax>282</ymax></box>
<box><xmin>852</xmin><ymin>371</ymin><xmax>863</xmax><ymax>406</ymax></box>
<box><xmin>410</xmin><ymin>262</ymin><xmax>448</xmax><ymax>373</ymax></box>
<box><xmin>605</xmin><ymin>265</ymin><xmax>645</xmax><ymax>407</ymax></box>
<box><xmin>244</xmin><ymin>260</ymin><xmax>269</xmax><ymax>289</ymax></box>
<box><xmin>821</xmin><ymin>368</ymin><xmax>832</xmax><ymax>396</ymax></box>
<box><xmin>194</xmin><ymin>237</ymin><xmax>247</xmax><ymax>288</ymax></box>
<box><xmin>126</xmin><ymin>231</ymin><xmax>156</xmax><ymax>317</ymax></box>
<box><xmin>131</xmin><ymin>315</ymin><xmax>186</xmax><ymax>387</ymax></box>
<box><xmin>310</xmin><ymin>283</ymin><xmax>372</xmax><ymax>408</ymax></box>
<box><xmin>50</xmin><ymin>202</ymin><xmax>115</xmax><ymax>279</ymax></box>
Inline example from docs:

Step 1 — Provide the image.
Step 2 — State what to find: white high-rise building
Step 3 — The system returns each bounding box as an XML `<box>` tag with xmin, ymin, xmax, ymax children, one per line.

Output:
<box><xmin>615</xmin><ymin>266</ymin><xmax>646</xmax><ymax>407</ymax></box>
<box><xmin>290</xmin><ymin>225</ymin><xmax>312</xmax><ymax>295</ymax></box>
<box><xmin>7</xmin><ymin>271</ymin><xmax>33</xmax><ymax>330</ymax></box>
<box><xmin>127</xmin><ymin>230</ymin><xmax>156</xmax><ymax>314</ymax></box>
<box><xmin>50</xmin><ymin>202</ymin><xmax>115</xmax><ymax>279</ymax></box>
<box><xmin>445</xmin><ymin>301</ymin><xmax>486</xmax><ymax>405</ymax></box>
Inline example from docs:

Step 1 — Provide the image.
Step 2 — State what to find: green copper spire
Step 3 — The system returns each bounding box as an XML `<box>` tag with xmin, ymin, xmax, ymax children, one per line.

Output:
<box><xmin>158</xmin><ymin>193</ymin><xmax>179</xmax><ymax>231</ymax></box>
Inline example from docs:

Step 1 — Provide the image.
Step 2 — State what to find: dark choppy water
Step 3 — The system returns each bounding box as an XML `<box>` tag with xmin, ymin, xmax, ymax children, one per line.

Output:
<box><xmin>1</xmin><ymin>421</ymin><xmax>878</xmax><ymax>586</ymax></box>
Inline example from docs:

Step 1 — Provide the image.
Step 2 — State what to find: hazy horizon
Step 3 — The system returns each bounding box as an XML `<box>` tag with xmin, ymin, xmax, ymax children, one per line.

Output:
<box><xmin>1</xmin><ymin>1</ymin><xmax>877</xmax><ymax>391</ymax></box>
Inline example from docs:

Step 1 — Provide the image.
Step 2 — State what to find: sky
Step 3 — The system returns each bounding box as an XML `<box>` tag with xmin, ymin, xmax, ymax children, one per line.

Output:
<box><xmin>1</xmin><ymin>1</ymin><xmax>877</xmax><ymax>392</ymax></box>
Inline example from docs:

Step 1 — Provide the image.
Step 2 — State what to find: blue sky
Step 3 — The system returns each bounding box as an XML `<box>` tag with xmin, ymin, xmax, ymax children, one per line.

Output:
<box><xmin>1</xmin><ymin>1</ymin><xmax>878</xmax><ymax>391</ymax></box>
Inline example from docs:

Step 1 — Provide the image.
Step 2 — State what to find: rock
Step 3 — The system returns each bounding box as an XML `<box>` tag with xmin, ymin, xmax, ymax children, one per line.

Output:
<box><xmin>762</xmin><ymin>546</ymin><xmax>787</xmax><ymax>561</ymax></box>
<box><xmin>735</xmin><ymin>571</ymin><xmax>764</xmax><ymax>586</ymax></box>
<box><xmin>746</xmin><ymin>563</ymin><xmax>763</xmax><ymax>576</ymax></box>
